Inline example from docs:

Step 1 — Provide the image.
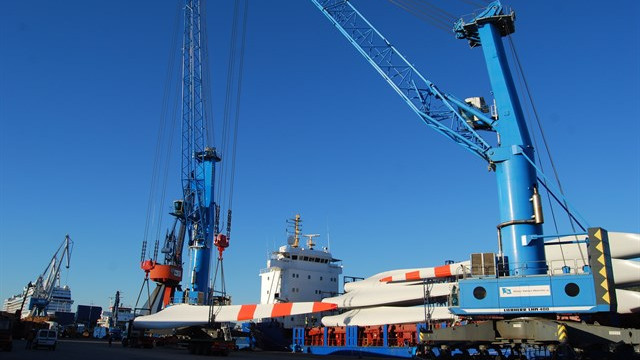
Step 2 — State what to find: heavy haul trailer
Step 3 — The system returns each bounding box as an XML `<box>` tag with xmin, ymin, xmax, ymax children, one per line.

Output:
<box><xmin>418</xmin><ymin>228</ymin><xmax>640</xmax><ymax>358</ymax></box>
<box><xmin>303</xmin><ymin>0</ymin><xmax>640</xmax><ymax>358</ymax></box>
<box><xmin>420</xmin><ymin>318</ymin><xmax>640</xmax><ymax>359</ymax></box>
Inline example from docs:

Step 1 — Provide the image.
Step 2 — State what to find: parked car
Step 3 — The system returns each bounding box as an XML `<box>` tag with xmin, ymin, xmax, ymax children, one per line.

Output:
<box><xmin>33</xmin><ymin>329</ymin><xmax>57</xmax><ymax>350</ymax></box>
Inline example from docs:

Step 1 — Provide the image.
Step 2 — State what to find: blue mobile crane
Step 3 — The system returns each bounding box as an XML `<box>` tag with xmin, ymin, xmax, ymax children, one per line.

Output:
<box><xmin>131</xmin><ymin>0</ymin><xmax>240</xmax><ymax>355</ymax></box>
<box><xmin>308</xmin><ymin>1</ymin><xmax>639</xmax><ymax>357</ymax></box>
<box><xmin>173</xmin><ymin>0</ymin><xmax>222</xmax><ymax>307</ymax></box>
<box><xmin>137</xmin><ymin>0</ymin><xmax>229</xmax><ymax>310</ymax></box>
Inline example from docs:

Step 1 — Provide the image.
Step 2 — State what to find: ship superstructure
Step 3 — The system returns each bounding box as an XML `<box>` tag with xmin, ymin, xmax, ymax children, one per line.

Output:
<box><xmin>259</xmin><ymin>215</ymin><xmax>342</xmax><ymax>328</ymax></box>
<box><xmin>3</xmin><ymin>285</ymin><xmax>73</xmax><ymax>319</ymax></box>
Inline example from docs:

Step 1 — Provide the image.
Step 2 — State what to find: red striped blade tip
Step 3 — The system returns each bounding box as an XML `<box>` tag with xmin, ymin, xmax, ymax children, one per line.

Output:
<box><xmin>313</xmin><ymin>302</ymin><xmax>338</xmax><ymax>312</ymax></box>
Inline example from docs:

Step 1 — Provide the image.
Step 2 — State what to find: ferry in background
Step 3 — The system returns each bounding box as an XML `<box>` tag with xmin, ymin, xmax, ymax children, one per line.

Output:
<box><xmin>3</xmin><ymin>285</ymin><xmax>74</xmax><ymax>324</ymax></box>
<box><xmin>248</xmin><ymin>215</ymin><xmax>343</xmax><ymax>350</ymax></box>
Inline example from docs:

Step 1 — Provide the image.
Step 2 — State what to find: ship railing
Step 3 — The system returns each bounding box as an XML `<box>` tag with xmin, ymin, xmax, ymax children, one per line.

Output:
<box><xmin>505</xmin><ymin>259</ymin><xmax>591</xmax><ymax>277</ymax></box>
<box><xmin>547</xmin><ymin>258</ymin><xmax>589</xmax><ymax>275</ymax></box>
<box><xmin>259</xmin><ymin>267</ymin><xmax>278</xmax><ymax>274</ymax></box>
<box><xmin>465</xmin><ymin>258</ymin><xmax>592</xmax><ymax>279</ymax></box>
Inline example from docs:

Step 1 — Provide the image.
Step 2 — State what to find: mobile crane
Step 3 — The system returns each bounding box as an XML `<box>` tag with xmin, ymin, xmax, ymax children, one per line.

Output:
<box><xmin>136</xmin><ymin>0</ymin><xmax>227</xmax><ymax>312</ymax></box>
<box><xmin>307</xmin><ymin>1</ymin><xmax>639</xmax><ymax>357</ymax></box>
<box><xmin>131</xmin><ymin>2</ymin><xmax>341</xmax><ymax>350</ymax></box>
<box><xmin>132</xmin><ymin>0</ymin><xmax>235</xmax><ymax>354</ymax></box>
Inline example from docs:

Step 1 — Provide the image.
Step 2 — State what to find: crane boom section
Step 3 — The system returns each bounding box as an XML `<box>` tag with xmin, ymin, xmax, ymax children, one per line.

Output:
<box><xmin>181</xmin><ymin>0</ymin><xmax>207</xmax><ymax>247</ymax></box>
<box><xmin>311</xmin><ymin>0</ymin><xmax>495</xmax><ymax>162</ymax></box>
<box><xmin>30</xmin><ymin>235</ymin><xmax>73</xmax><ymax>315</ymax></box>
<box><xmin>181</xmin><ymin>0</ymin><xmax>220</xmax><ymax>302</ymax></box>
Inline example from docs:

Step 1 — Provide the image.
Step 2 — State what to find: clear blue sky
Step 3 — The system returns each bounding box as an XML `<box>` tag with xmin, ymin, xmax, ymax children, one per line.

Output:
<box><xmin>1</xmin><ymin>0</ymin><xmax>639</xmax><ymax>311</ymax></box>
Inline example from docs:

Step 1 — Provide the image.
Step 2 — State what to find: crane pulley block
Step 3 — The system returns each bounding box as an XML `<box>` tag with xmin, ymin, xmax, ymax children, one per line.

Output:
<box><xmin>454</xmin><ymin>1</ymin><xmax>515</xmax><ymax>48</ymax></box>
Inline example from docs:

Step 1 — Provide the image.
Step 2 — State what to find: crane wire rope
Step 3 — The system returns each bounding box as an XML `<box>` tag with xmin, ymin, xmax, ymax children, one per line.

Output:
<box><xmin>227</xmin><ymin>0</ymin><xmax>249</xmax><ymax>212</ymax></box>
<box><xmin>506</xmin><ymin>34</ymin><xmax>587</xmax><ymax>265</ymax></box>
<box><xmin>216</xmin><ymin>0</ymin><xmax>242</xmax><ymax>210</ymax></box>
<box><xmin>507</xmin><ymin>42</ymin><xmax>567</xmax><ymax>267</ymax></box>
<box><xmin>386</xmin><ymin>0</ymin><xmax>454</xmax><ymax>34</ymax></box>
<box><xmin>412</xmin><ymin>0</ymin><xmax>458</xmax><ymax>20</ymax></box>
<box><xmin>155</xmin><ymin>97</ymin><xmax>181</xmax><ymax>245</ymax></box>
<box><xmin>142</xmin><ymin>1</ymin><xmax>182</xmax><ymax>258</ymax></box>
<box><xmin>216</xmin><ymin>0</ymin><xmax>248</xmax><ymax>224</ymax></box>
<box><xmin>209</xmin><ymin>0</ymin><xmax>241</xmax><ymax>297</ymax></box>
<box><xmin>206</xmin><ymin>0</ymin><xmax>248</xmax><ymax>300</ymax></box>
<box><xmin>457</xmin><ymin>0</ymin><xmax>488</xmax><ymax>9</ymax></box>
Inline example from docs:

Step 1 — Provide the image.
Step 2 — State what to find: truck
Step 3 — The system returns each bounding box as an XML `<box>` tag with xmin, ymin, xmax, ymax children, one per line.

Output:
<box><xmin>122</xmin><ymin>319</ymin><xmax>154</xmax><ymax>348</ymax></box>
<box><xmin>180</xmin><ymin>324</ymin><xmax>235</xmax><ymax>356</ymax></box>
<box><xmin>0</xmin><ymin>313</ymin><xmax>13</xmax><ymax>351</ymax></box>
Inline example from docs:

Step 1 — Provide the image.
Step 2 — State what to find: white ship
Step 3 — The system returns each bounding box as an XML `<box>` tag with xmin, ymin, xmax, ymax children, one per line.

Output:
<box><xmin>3</xmin><ymin>235</ymin><xmax>74</xmax><ymax>319</ymax></box>
<box><xmin>96</xmin><ymin>306</ymin><xmax>134</xmax><ymax>328</ymax></box>
<box><xmin>259</xmin><ymin>215</ymin><xmax>343</xmax><ymax>329</ymax></box>
<box><xmin>3</xmin><ymin>285</ymin><xmax>73</xmax><ymax>319</ymax></box>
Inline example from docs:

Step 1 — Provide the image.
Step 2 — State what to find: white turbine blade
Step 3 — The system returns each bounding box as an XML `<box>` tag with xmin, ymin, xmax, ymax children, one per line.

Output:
<box><xmin>133</xmin><ymin>302</ymin><xmax>337</xmax><ymax>329</ymax></box>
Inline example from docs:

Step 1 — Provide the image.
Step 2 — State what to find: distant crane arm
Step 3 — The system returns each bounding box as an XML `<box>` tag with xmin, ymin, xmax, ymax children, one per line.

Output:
<box><xmin>311</xmin><ymin>0</ymin><xmax>495</xmax><ymax>162</ymax></box>
<box><xmin>30</xmin><ymin>235</ymin><xmax>73</xmax><ymax>315</ymax></box>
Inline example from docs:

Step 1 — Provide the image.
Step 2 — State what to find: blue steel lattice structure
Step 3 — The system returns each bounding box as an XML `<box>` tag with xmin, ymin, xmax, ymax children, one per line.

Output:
<box><xmin>180</xmin><ymin>0</ymin><xmax>221</xmax><ymax>305</ymax></box>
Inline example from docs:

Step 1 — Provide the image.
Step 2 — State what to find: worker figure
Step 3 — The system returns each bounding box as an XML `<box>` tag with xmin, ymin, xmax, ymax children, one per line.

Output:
<box><xmin>25</xmin><ymin>329</ymin><xmax>35</xmax><ymax>349</ymax></box>
<box><xmin>107</xmin><ymin>331</ymin><xmax>112</xmax><ymax>347</ymax></box>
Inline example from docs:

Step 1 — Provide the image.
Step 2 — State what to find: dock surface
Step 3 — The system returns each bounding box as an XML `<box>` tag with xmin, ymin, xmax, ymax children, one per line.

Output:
<box><xmin>4</xmin><ymin>339</ymin><xmax>398</xmax><ymax>360</ymax></box>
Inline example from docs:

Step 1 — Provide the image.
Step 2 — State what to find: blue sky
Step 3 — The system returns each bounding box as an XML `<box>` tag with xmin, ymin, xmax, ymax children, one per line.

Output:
<box><xmin>1</xmin><ymin>0</ymin><xmax>638</xmax><ymax>311</ymax></box>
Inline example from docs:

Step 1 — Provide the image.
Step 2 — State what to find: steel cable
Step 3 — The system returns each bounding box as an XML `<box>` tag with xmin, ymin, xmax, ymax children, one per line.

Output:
<box><xmin>507</xmin><ymin>34</ymin><xmax>586</xmax><ymax>264</ymax></box>
<box><xmin>387</xmin><ymin>0</ymin><xmax>452</xmax><ymax>34</ymax></box>
<box><xmin>143</xmin><ymin>0</ymin><xmax>182</xmax><ymax>254</ymax></box>
<box><xmin>227</xmin><ymin>0</ymin><xmax>249</xmax><ymax>212</ymax></box>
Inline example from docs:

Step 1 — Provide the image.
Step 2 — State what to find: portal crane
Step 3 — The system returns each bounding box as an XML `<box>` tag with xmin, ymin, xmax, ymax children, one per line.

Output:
<box><xmin>137</xmin><ymin>0</ymin><xmax>227</xmax><ymax>311</ymax></box>
<box><xmin>29</xmin><ymin>235</ymin><xmax>73</xmax><ymax>316</ymax></box>
<box><xmin>309</xmin><ymin>0</ymin><xmax>633</xmax><ymax>354</ymax></box>
<box><xmin>176</xmin><ymin>0</ymin><xmax>224</xmax><ymax>306</ymax></box>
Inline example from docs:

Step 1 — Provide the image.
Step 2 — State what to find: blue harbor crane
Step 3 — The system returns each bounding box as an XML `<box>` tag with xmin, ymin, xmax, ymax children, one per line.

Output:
<box><xmin>311</xmin><ymin>1</ymin><xmax>546</xmax><ymax>277</ymax></box>
<box><xmin>137</xmin><ymin>0</ymin><xmax>245</xmax><ymax>315</ymax></box>
<box><xmin>303</xmin><ymin>1</ymin><xmax>631</xmax><ymax>353</ymax></box>
<box><xmin>177</xmin><ymin>0</ymin><xmax>222</xmax><ymax>306</ymax></box>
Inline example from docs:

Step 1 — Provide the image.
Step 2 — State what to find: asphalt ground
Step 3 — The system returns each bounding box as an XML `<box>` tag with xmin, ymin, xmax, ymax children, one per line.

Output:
<box><xmin>3</xmin><ymin>339</ymin><xmax>398</xmax><ymax>360</ymax></box>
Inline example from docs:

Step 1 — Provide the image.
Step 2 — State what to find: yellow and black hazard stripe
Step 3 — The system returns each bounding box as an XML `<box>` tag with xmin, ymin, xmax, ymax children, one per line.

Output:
<box><xmin>587</xmin><ymin>228</ymin><xmax>617</xmax><ymax>309</ymax></box>
<box><xmin>556</xmin><ymin>323</ymin><xmax>567</xmax><ymax>342</ymax></box>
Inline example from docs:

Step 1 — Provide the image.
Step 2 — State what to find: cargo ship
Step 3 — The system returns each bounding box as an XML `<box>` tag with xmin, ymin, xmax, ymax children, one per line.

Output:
<box><xmin>248</xmin><ymin>215</ymin><xmax>343</xmax><ymax>350</ymax></box>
